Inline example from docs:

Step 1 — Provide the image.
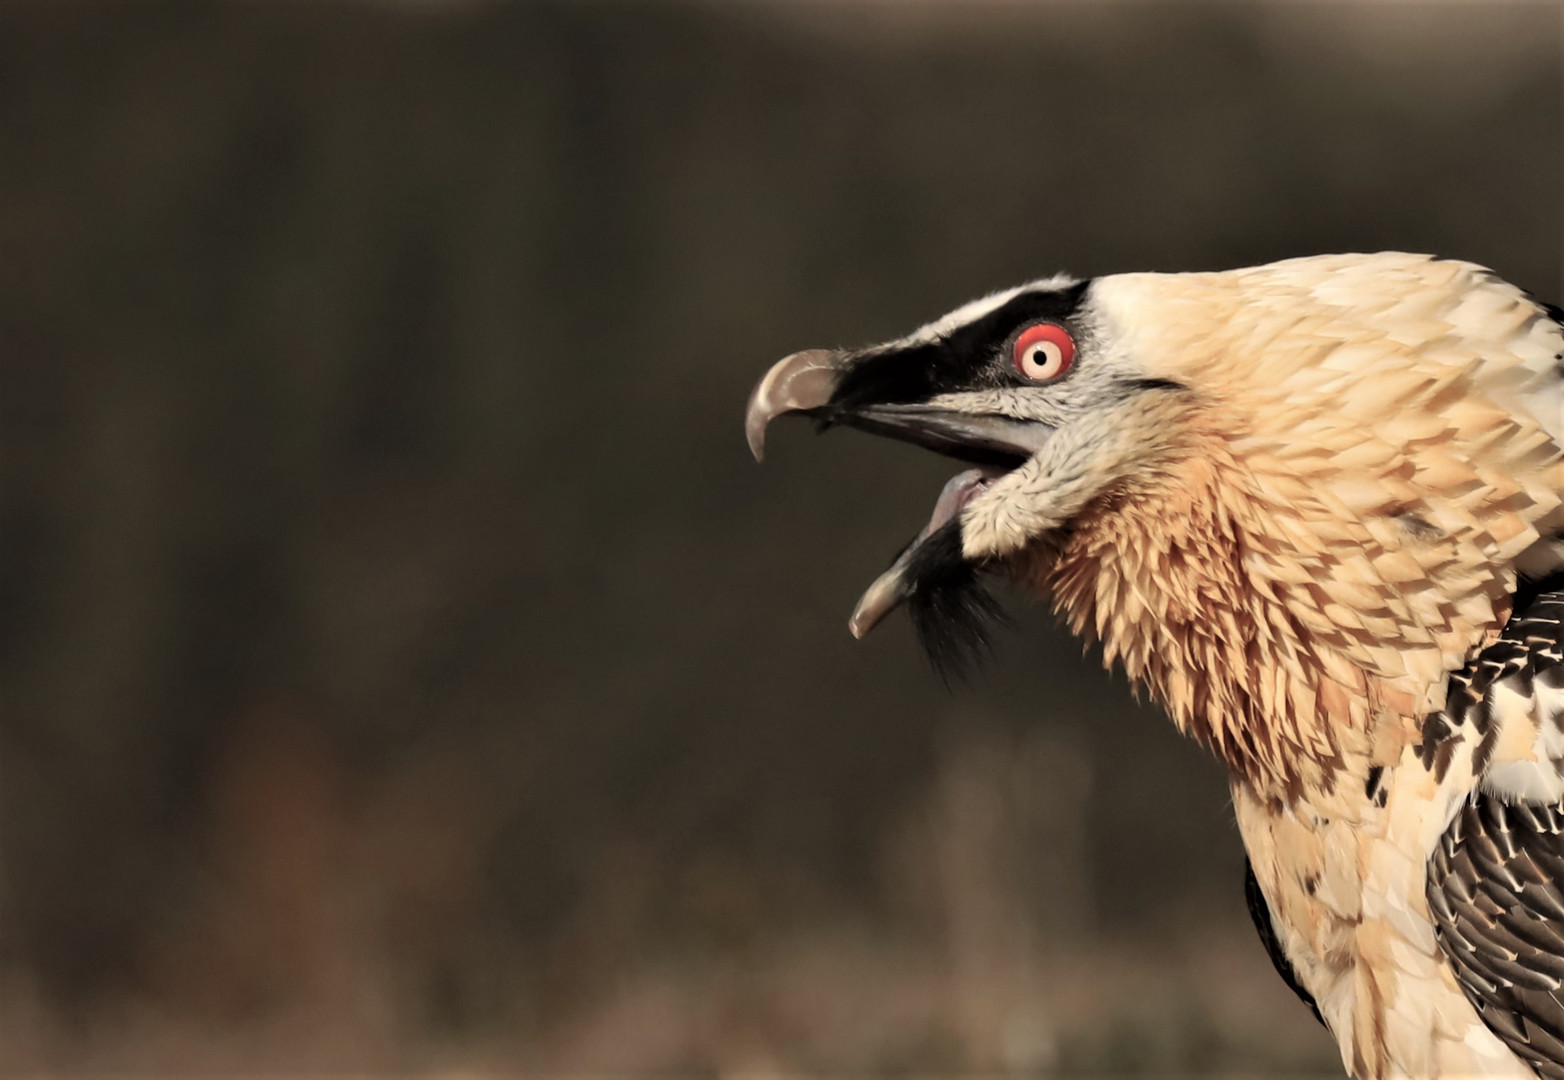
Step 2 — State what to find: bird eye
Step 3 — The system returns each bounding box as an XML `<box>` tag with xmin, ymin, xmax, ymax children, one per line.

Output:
<box><xmin>1011</xmin><ymin>323</ymin><xmax>1076</xmax><ymax>382</ymax></box>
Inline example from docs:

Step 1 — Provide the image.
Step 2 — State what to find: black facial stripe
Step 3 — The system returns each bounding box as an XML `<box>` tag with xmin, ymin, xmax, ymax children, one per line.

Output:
<box><xmin>944</xmin><ymin>279</ymin><xmax>1092</xmax><ymax>365</ymax></box>
<box><xmin>829</xmin><ymin>279</ymin><xmax>1093</xmax><ymax>410</ymax></box>
<box><xmin>829</xmin><ymin>339</ymin><xmax>951</xmax><ymax>412</ymax></box>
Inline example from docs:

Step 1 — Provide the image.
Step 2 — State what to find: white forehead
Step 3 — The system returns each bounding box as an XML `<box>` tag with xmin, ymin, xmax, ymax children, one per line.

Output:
<box><xmin>891</xmin><ymin>274</ymin><xmax>1082</xmax><ymax>348</ymax></box>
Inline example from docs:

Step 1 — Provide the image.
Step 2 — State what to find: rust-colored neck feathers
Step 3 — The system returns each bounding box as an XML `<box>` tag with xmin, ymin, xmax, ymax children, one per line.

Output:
<box><xmin>1036</xmin><ymin>426</ymin><xmax>1380</xmax><ymax>798</ymax></box>
<box><xmin>1040</xmin><ymin>256</ymin><xmax>1561</xmax><ymax>801</ymax></box>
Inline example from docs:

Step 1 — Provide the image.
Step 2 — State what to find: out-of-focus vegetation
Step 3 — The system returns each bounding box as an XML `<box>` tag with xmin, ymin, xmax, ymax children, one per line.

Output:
<box><xmin>0</xmin><ymin>2</ymin><xmax>1558</xmax><ymax>1073</ymax></box>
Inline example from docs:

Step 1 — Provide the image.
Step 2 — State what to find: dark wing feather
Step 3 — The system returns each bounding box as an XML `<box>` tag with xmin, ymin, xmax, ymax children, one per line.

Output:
<box><xmin>1427</xmin><ymin>584</ymin><xmax>1564</xmax><ymax>1077</ymax></box>
<box><xmin>1429</xmin><ymin>798</ymin><xmax>1564</xmax><ymax>1078</ymax></box>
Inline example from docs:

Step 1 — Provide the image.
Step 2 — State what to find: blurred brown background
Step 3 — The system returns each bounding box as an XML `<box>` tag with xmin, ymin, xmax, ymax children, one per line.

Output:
<box><xmin>1</xmin><ymin>1</ymin><xmax>1560</xmax><ymax>1074</ymax></box>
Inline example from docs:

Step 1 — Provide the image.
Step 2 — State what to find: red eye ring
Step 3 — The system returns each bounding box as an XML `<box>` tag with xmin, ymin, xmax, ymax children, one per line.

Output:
<box><xmin>1011</xmin><ymin>323</ymin><xmax>1076</xmax><ymax>382</ymax></box>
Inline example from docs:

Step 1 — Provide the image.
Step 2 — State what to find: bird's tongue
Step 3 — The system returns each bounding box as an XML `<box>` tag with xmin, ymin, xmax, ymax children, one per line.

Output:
<box><xmin>849</xmin><ymin>469</ymin><xmax>991</xmax><ymax>639</ymax></box>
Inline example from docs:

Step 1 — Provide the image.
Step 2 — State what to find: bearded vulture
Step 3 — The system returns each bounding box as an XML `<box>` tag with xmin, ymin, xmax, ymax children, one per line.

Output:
<box><xmin>745</xmin><ymin>253</ymin><xmax>1564</xmax><ymax>1078</ymax></box>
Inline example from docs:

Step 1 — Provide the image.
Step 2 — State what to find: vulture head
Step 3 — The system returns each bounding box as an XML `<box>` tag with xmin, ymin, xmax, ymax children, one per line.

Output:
<box><xmin>746</xmin><ymin>253</ymin><xmax>1562</xmax><ymax>789</ymax></box>
<box><xmin>746</xmin><ymin>271</ymin><xmax>1188</xmax><ymax>671</ymax></box>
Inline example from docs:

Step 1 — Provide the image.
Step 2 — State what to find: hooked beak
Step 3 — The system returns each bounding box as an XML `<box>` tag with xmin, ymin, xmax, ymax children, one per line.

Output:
<box><xmin>745</xmin><ymin>349</ymin><xmax>1051</xmax><ymax>467</ymax></box>
<box><xmin>745</xmin><ymin>349</ymin><xmax>842</xmax><ymax>462</ymax></box>
<box><xmin>746</xmin><ymin>348</ymin><xmax>1053</xmax><ymax>638</ymax></box>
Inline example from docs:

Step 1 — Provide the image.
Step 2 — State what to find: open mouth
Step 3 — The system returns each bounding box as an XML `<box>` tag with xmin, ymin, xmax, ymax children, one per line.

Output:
<box><xmin>848</xmin><ymin>465</ymin><xmax>1010</xmax><ymax>638</ymax></box>
<box><xmin>815</xmin><ymin>405</ymin><xmax>1037</xmax><ymax>639</ymax></box>
<box><xmin>821</xmin><ymin>403</ymin><xmax>1037</xmax><ymax>471</ymax></box>
<box><xmin>746</xmin><ymin>349</ymin><xmax>1050</xmax><ymax>639</ymax></box>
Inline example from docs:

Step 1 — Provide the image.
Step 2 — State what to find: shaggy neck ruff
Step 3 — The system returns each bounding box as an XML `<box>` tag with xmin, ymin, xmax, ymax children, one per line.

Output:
<box><xmin>1031</xmin><ymin>422</ymin><xmax>1516</xmax><ymax>802</ymax></box>
<box><xmin>1042</xmin><ymin>256</ymin><xmax>1561</xmax><ymax>799</ymax></box>
<box><xmin>1038</xmin><ymin>436</ymin><xmax>1357</xmax><ymax>797</ymax></box>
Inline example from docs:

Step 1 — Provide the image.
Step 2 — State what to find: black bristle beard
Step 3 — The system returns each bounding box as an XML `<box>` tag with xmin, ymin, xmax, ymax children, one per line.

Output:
<box><xmin>903</xmin><ymin>521</ymin><xmax>1008</xmax><ymax>683</ymax></box>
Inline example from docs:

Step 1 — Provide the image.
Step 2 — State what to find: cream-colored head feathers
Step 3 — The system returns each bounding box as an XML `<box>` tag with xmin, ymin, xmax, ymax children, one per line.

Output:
<box><xmin>748</xmin><ymin>252</ymin><xmax>1561</xmax><ymax>796</ymax></box>
<box><xmin>1038</xmin><ymin>253</ymin><xmax>1561</xmax><ymax>795</ymax></box>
